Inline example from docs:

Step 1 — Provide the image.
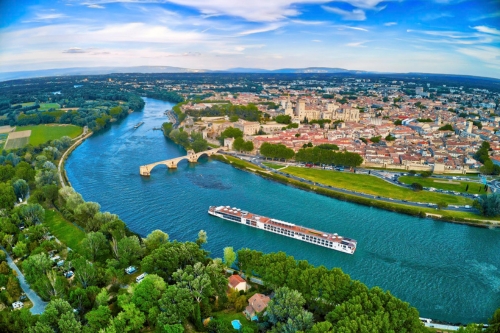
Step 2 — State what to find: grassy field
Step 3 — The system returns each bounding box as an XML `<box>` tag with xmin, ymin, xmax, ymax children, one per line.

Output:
<box><xmin>16</xmin><ymin>124</ymin><xmax>82</xmax><ymax>146</ymax></box>
<box><xmin>15</xmin><ymin>102</ymin><xmax>60</xmax><ymax>110</ymax></box>
<box><xmin>399</xmin><ymin>176</ymin><xmax>484</xmax><ymax>194</ymax></box>
<box><xmin>282</xmin><ymin>167</ymin><xmax>472</xmax><ymax>205</ymax></box>
<box><xmin>262</xmin><ymin>162</ymin><xmax>285</xmax><ymax>170</ymax></box>
<box><xmin>44</xmin><ymin>209</ymin><xmax>85</xmax><ymax>253</ymax></box>
<box><xmin>214</xmin><ymin>155</ymin><xmax>499</xmax><ymax>224</ymax></box>
<box><xmin>0</xmin><ymin>133</ymin><xmax>8</xmax><ymax>150</ymax></box>
<box><xmin>4</xmin><ymin>136</ymin><xmax>30</xmax><ymax>150</ymax></box>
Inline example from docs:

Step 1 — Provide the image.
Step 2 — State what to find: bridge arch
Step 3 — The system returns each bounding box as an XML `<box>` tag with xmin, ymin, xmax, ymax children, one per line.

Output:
<box><xmin>140</xmin><ymin>147</ymin><xmax>229</xmax><ymax>176</ymax></box>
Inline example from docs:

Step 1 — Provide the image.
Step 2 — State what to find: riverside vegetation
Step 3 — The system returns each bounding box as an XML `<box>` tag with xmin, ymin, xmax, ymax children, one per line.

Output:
<box><xmin>0</xmin><ymin>121</ymin><xmax>498</xmax><ymax>332</ymax></box>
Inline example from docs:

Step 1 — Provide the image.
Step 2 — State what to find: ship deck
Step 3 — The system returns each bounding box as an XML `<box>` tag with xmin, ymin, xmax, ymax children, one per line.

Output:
<box><xmin>214</xmin><ymin>206</ymin><xmax>356</xmax><ymax>246</ymax></box>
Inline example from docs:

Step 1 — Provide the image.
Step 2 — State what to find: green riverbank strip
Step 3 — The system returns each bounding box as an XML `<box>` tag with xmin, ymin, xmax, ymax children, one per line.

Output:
<box><xmin>213</xmin><ymin>155</ymin><xmax>499</xmax><ymax>227</ymax></box>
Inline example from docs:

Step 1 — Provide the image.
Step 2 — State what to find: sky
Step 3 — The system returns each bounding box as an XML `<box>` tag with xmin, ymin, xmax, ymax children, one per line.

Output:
<box><xmin>0</xmin><ymin>0</ymin><xmax>499</xmax><ymax>78</ymax></box>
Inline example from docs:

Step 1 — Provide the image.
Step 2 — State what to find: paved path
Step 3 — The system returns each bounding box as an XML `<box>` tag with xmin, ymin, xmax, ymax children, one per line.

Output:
<box><xmin>1</xmin><ymin>248</ymin><xmax>47</xmax><ymax>314</ymax></box>
<box><xmin>424</xmin><ymin>322</ymin><xmax>460</xmax><ymax>331</ymax></box>
<box><xmin>58</xmin><ymin>129</ymin><xmax>92</xmax><ymax>187</ymax></box>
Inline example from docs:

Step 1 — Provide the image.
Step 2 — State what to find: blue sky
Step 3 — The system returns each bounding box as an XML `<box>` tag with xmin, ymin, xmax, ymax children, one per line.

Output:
<box><xmin>0</xmin><ymin>0</ymin><xmax>499</xmax><ymax>78</ymax></box>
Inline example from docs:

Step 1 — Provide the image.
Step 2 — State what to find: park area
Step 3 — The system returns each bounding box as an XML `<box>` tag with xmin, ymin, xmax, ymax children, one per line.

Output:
<box><xmin>2</xmin><ymin>124</ymin><xmax>82</xmax><ymax>149</ymax></box>
<box><xmin>281</xmin><ymin>166</ymin><xmax>473</xmax><ymax>206</ymax></box>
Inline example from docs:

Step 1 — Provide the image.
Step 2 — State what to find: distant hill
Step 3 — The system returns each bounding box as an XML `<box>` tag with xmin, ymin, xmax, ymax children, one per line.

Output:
<box><xmin>223</xmin><ymin>67</ymin><xmax>367</xmax><ymax>74</ymax></box>
<box><xmin>0</xmin><ymin>66</ymin><xmax>210</xmax><ymax>81</ymax></box>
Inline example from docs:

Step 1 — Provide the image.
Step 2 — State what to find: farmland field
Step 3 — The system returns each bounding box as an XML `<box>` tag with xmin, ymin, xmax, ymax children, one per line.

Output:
<box><xmin>0</xmin><ymin>134</ymin><xmax>8</xmax><ymax>149</ymax></box>
<box><xmin>14</xmin><ymin>102</ymin><xmax>61</xmax><ymax>110</ymax></box>
<box><xmin>4</xmin><ymin>136</ymin><xmax>30</xmax><ymax>150</ymax></box>
<box><xmin>15</xmin><ymin>124</ymin><xmax>82</xmax><ymax>146</ymax></box>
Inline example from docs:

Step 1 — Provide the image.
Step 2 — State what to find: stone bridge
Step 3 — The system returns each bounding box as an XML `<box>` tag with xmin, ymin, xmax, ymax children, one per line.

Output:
<box><xmin>140</xmin><ymin>147</ymin><xmax>228</xmax><ymax>176</ymax></box>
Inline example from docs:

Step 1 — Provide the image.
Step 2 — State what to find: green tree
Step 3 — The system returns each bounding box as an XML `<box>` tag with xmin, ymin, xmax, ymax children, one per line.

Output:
<box><xmin>474</xmin><ymin>193</ymin><xmax>500</xmax><ymax>217</ymax></box>
<box><xmin>173</xmin><ymin>262</ymin><xmax>213</xmax><ymax>304</ymax></box>
<box><xmin>221</xmin><ymin>127</ymin><xmax>243</xmax><ymax>140</ymax></box>
<box><xmin>223</xmin><ymin>247</ymin><xmax>236</xmax><ymax>268</ymax></box>
<box><xmin>12</xmin><ymin>179</ymin><xmax>29</xmax><ymax>201</ymax></box>
<box><xmin>162</xmin><ymin>324</ymin><xmax>185</xmax><ymax>333</ymax></box>
<box><xmin>131</xmin><ymin>274</ymin><xmax>166</xmax><ymax>315</ymax></box>
<box><xmin>196</xmin><ymin>230</ymin><xmax>207</xmax><ymax>247</ymax></box>
<box><xmin>144</xmin><ymin>229</ymin><xmax>169</xmax><ymax>254</ymax></box>
<box><xmin>73</xmin><ymin>257</ymin><xmax>98</xmax><ymax>289</ymax></box>
<box><xmin>19</xmin><ymin>204</ymin><xmax>45</xmax><ymax>226</ymax></box>
<box><xmin>13</xmin><ymin>241</ymin><xmax>28</xmax><ymax>258</ymax></box>
<box><xmin>267</xmin><ymin>287</ymin><xmax>313</xmax><ymax>333</ymax></box>
<box><xmin>117</xmin><ymin>236</ymin><xmax>143</xmax><ymax>266</ymax></box>
<box><xmin>74</xmin><ymin>202</ymin><xmax>101</xmax><ymax>231</ymax></box>
<box><xmin>411</xmin><ymin>183</ymin><xmax>423</xmax><ymax>191</ymax></box>
<box><xmin>82</xmin><ymin>232</ymin><xmax>109</xmax><ymax>261</ymax></box>
<box><xmin>157</xmin><ymin>285</ymin><xmax>193</xmax><ymax>326</ymax></box>
<box><xmin>0</xmin><ymin>183</ymin><xmax>16</xmax><ymax>209</ymax></box>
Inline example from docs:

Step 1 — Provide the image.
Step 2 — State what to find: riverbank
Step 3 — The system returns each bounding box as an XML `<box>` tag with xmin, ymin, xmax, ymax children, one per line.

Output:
<box><xmin>212</xmin><ymin>154</ymin><xmax>499</xmax><ymax>228</ymax></box>
<box><xmin>58</xmin><ymin>130</ymin><xmax>93</xmax><ymax>187</ymax></box>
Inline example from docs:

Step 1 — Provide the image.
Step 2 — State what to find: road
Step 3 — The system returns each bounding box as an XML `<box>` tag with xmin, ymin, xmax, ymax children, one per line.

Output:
<box><xmin>1</xmin><ymin>248</ymin><xmax>47</xmax><ymax>314</ymax></box>
<box><xmin>58</xmin><ymin>128</ymin><xmax>91</xmax><ymax>188</ymax></box>
<box><xmin>226</xmin><ymin>153</ymin><xmax>476</xmax><ymax>214</ymax></box>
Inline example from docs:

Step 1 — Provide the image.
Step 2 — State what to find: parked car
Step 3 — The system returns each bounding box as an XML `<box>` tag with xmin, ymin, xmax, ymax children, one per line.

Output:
<box><xmin>125</xmin><ymin>266</ymin><xmax>137</xmax><ymax>275</ymax></box>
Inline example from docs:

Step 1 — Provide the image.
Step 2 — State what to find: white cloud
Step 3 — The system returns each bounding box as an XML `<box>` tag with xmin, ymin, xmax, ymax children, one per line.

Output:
<box><xmin>472</xmin><ymin>26</ymin><xmax>500</xmax><ymax>36</ymax></box>
<box><xmin>24</xmin><ymin>12</ymin><xmax>68</xmax><ymax>22</ymax></box>
<box><xmin>290</xmin><ymin>19</ymin><xmax>327</xmax><ymax>25</ymax></box>
<box><xmin>322</xmin><ymin>6</ymin><xmax>366</xmax><ymax>21</ymax></box>
<box><xmin>456</xmin><ymin>46</ymin><xmax>500</xmax><ymax>65</ymax></box>
<box><xmin>70</xmin><ymin>0</ymin><xmax>333</xmax><ymax>22</ymax></box>
<box><xmin>238</xmin><ymin>23</ymin><xmax>283</xmax><ymax>36</ymax></box>
<box><xmin>86</xmin><ymin>4</ymin><xmax>105</xmax><ymax>8</ymax></box>
<box><xmin>328</xmin><ymin>0</ymin><xmax>396</xmax><ymax>9</ymax></box>
<box><xmin>470</xmin><ymin>11</ymin><xmax>500</xmax><ymax>21</ymax></box>
<box><xmin>384</xmin><ymin>22</ymin><xmax>397</xmax><ymax>26</ymax></box>
<box><xmin>312</xmin><ymin>39</ymin><xmax>322</xmax><ymax>42</ymax></box>
<box><xmin>346</xmin><ymin>41</ymin><xmax>368</xmax><ymax>47</ymax></box>
<box><xmin>336</xmin><ymin>25</ymin><xmax>369</xmax><ymax>32</ymax></box>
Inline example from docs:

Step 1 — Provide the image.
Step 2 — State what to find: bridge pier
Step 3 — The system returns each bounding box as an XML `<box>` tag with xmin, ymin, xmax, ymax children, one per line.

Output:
<box><xmin>140</xmin><ymin>166</ymin><xmax>150</xmax><ymax>176</ymax></box>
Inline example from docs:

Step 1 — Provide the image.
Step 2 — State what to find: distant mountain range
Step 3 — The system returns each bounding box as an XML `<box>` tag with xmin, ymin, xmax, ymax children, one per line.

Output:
<box><xmin>0</xmin><ymin>66</ymin><xmax>370</xmax><ymax>81</ymax></box>
<box><xmin>0</xmin><ymin>66</ymin><xmax>498</xmax><ymax>82</ymax></box>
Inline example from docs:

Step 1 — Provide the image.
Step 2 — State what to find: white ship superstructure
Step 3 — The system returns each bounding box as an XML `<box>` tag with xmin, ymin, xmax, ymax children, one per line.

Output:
<box><xmin>208</xmin><ymin>206</ymin><xmax>356</xmax><ymax>254</ymax></box>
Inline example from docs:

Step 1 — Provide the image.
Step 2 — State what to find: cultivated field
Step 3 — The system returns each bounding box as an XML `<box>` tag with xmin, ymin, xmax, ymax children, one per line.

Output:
<box><xmin>15</xmin><ymin>124</ymin><xmax>82</xmax><ymax>146</ymax></box>
<box><xmin>14</xmin><ymin>102</ymin><xmax>61</xmax><ymax>110</ymax></box>
<box><xmin>0</xmin><ymin>125</ymin><xmax>14</xmax><ymax>134</ymax></box>
<box><xmin>0</xmin><ymin>134</ymin><xmax>8</xmax><ymax>150</ymax></box>
<box><xmin>4</xmin><ymin>130</ymin><xmax>31</xmax><ymax>150</ymax></box>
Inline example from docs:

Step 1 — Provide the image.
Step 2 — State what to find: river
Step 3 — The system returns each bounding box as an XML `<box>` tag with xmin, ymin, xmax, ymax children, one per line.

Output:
<box><xmin>65</xmin><ymin>97</ymin><xmax>500</xmax><ymax>324</ymax></box>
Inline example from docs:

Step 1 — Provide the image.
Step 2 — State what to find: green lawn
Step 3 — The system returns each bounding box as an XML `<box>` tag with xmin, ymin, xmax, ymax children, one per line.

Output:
<box><xmin>262</xmin><ymin>162</ymin><xmax>285</xmax><ymax>170</ymax></box>
<box><xmin>399</xmin><ymin>176</ymin><xmax>484</xmax><ymax>195</ymax></box>
<box><xmin>16</xmin><ymin>124</ymin><xmax>82</xmax><ymax>146</ymax></box>
<box><xmin>212</xmin><ymin>310</ymin><xmax>259</xmax><ymax>331</ymax></box>
<box><xmin>282</xmin><ymin>167</ymin><xmax>472</xmax><ymax>205</ymax></box>
<box><xmin>44</xmin><ymin>209</ymin><xmax>85</xmax><ymax>253</ymax></box>
<box><xmin>14</xmin><ymin>102</ymin><xmax>60</xmax><ymax>110</ymax></box>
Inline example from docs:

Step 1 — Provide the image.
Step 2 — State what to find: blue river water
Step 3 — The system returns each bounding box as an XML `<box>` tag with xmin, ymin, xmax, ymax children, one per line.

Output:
<box><xmin>65</xmin><ymin>98</ymin><xmax>500</xmax><ymax>324</ymax></box>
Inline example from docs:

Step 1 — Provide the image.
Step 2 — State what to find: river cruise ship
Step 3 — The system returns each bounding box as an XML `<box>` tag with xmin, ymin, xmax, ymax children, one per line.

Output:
<box><xmin>208</xmin><ymin>206</ymin><xmax>356</xmax><ymax>254</ymax></box>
